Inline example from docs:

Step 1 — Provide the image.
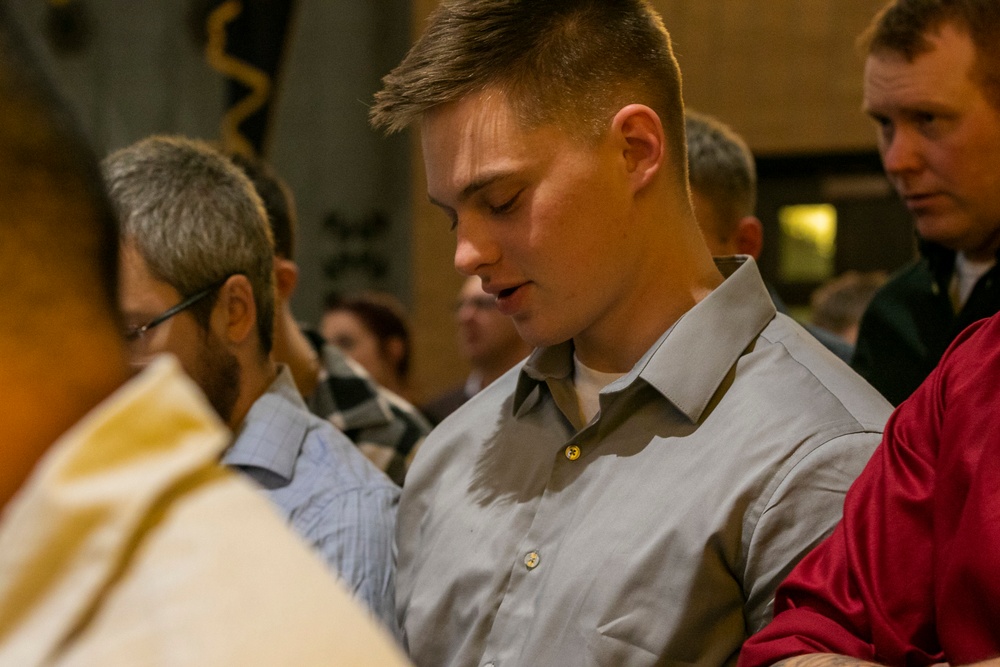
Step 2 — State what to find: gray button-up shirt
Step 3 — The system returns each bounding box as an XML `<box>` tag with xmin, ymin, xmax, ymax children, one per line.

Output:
<box><xmin>397</xmin><ymin>258</ymin><xmax>891</xmax><ymax>667</ymax></box>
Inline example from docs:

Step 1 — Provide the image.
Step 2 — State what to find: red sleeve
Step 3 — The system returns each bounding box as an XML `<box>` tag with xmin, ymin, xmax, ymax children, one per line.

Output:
<box><xmin>739</xmin><ymin>327</ymin><xmax>965</xmax><ymax>667</ymax></box>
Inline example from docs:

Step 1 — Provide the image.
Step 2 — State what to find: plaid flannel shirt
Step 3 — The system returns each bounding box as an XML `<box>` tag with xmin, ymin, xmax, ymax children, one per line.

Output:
<box><xmin>304</xmin><ymin>329</ymin><xmax>430</xmax><ymax>485</ymax></box>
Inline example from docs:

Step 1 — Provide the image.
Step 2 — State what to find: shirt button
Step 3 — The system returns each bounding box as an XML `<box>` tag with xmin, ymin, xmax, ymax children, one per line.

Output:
<box><xmin>524</xmin><ymin>551</ymin><xmax>540</xmax><ymax>569</ymax></box>
<box><xmin>565</xmin><ymin>445</ymin><xmax>581</xmax><ymax>460</ymax></box>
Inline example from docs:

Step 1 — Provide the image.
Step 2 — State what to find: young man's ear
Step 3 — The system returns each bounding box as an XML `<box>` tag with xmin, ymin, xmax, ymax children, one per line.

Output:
<box><xmin>611</xmin><ymin>104</ymin><xmax>665</xmax><ymax>192</ymax></box>
<box><xmin>213</xmin><ymin>274</ymin><xmax>257</xmax><ymax>346</ymax></box>
<box><xmin>274</xmin><ymin>257</ymin><xmax>299</xmax><ymax>302</ymax></box>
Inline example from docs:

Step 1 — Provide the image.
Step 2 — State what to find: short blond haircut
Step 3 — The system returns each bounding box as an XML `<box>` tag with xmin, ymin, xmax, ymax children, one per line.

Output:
<box><xmin>371</xmin><ymin>0</ymin><xmax>688</xmax><ymax>182</ymax></box>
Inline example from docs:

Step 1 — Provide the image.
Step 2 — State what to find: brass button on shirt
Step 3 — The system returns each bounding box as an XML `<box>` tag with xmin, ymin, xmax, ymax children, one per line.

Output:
<box><xmin>396</xmin><ymin>258</ymin><xmax>890</xmax><ymax>667</ymax></box>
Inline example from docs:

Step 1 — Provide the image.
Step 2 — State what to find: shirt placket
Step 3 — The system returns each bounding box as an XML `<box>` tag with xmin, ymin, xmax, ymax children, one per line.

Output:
<box><xmin>478</xmin><ymin>406</ymin><xmax>601</xmax><ymax>667</ymax></box>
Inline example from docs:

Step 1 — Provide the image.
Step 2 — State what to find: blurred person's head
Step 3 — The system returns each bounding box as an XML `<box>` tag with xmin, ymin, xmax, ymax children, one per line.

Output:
<box><xmin>321</xmin><ymin>292</ymin><xmax>412</xmax><ymax>395</ymax></box>
<box><xmin>810</xmin><ymin>271</ymin><xmax>888</xmax><ymax>346</ymax></box>
<box><xmin>861</xmin><ymin>0</ymin><xmax>1000</xmax><ymax>260</ymax></box>
<box><xmin>227</xmin><ymin>152</ymin><xmax>296</xmax><ymax>261</ymax></box>
<box><xmin>225</xmin><ymin>152</ymin><xmax>302</xmax><ymax>317</ymax></box>
<box><xmin>456</xmin><ymin>276</ymin><xmax>531</xmax><ymax>385</ymax></box>
<box><xmin>371</xmin><ymin>0</ymin><xmax>724</xmax><ymax>373</ymax></box>
<box><xmin>226</xmin><ymin>152</ymin><xmax>336</xmax><ymax>399</ymax></box>
<box><xmin>685</xmin><ymin>111</ymin><xmax>763</xmax><ymax>259</ymax></box>
<box><xmin>105</xmin><ymin>136</ymin><xmax>276</xmax><ymax>428</ymax></box>
<box><xmin>0</xmin><ymin>8</ymin><xmax>130</xmax><ymax>509</ymax></box>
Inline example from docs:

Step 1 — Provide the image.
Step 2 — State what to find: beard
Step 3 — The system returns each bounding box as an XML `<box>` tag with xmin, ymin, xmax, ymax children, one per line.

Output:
<box><xmin>192</xmin><ymin>331</ymin><xmax>241</xmax><ymax>425</ymax></box>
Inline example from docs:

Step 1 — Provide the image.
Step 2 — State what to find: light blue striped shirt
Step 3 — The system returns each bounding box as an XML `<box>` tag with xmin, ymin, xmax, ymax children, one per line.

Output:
<box><xmin>223</xmin><ymin>365</ymin><xmax>400</xmax><ymax>637</ymax></box>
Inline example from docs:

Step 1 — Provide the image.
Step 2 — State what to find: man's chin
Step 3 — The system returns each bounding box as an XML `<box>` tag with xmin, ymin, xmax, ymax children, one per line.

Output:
<box><xmin>513</xmin><ymin>327</ymin><xmax>568</xmax><ymax>351</ymax></box>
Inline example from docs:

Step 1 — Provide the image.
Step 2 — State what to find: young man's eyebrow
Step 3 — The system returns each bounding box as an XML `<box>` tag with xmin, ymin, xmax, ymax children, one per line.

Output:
<box><xmin>429</xmin><ymin>170</ymin><xmax>516</xmax><ymax>210</ymax></box>
<box><xmin>458</xmin><ymin>171</ymin><xmax>511</xmax><ymax>202</ymax></box>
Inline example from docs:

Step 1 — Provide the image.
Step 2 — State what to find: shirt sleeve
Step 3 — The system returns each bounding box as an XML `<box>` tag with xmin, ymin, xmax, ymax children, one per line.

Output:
<box><xmin>305</xmin><ymin>484</ymin><xmax>401</xmax><ymax>640</ymax></box>
<box><xmin>741</xmin><ymin>428</ymin><xmax>882</xmax><ymax>634</ymax></box>
<box><xmin>739</xmin><ymin>366</ymin><xmax>947</xmax><ymax>667</ymax></box>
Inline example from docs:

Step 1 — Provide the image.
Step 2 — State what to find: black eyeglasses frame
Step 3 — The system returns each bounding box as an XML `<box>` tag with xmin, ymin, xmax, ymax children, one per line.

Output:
<box><xmin>124</xmin><ymin>275</ymin><xmax>232</xmax><ymax>343</ymax></box>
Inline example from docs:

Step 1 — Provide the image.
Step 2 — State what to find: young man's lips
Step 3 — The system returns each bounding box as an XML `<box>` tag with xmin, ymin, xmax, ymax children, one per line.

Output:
<box><xmin>904</xmin><ymin>192</ymin><xmax>945</xmax><ymax>208</ymax></box>
<box><xmin>494</xmin><ymin>284</ymin><xmax>527</xmax><ymax>315</ymax></box>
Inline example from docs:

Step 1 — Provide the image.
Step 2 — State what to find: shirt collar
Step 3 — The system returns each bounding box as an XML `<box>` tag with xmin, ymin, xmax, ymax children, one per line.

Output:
<box><xmin>513</xmin><ymin>257</ymin><xmax>775</xmax><ymax>424</ymax></box>
<box><xmin>222</xmin><ymin>364</ymin><xmax>310</xmax><ymax>481</ymax></box>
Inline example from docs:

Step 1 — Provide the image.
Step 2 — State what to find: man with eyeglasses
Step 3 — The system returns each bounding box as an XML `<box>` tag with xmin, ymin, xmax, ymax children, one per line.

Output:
<box><xmin>421</xmin><ymin>275</ymin><xmax>532</xmax><ymax>425</ymax></box>
<box><xmin>107</xmin><ymin>136</ymin><xmax>400</xmax><ymax>638</ymax></box>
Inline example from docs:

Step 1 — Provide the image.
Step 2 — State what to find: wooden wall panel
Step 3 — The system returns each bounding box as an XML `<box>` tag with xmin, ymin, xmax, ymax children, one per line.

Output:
<box><xmin>406</xmin><ymin>0</ymin><xmax>471</xmax><ymax>403</ymax></box>
<box><xmin>655</xmin><ymin>0</ymin><xmax>888</xmax><ymax>154</ymax></box>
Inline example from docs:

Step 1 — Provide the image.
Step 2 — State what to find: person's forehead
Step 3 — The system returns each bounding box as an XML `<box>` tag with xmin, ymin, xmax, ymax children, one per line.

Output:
<box><xmin>863</xmin><ymin>24</ymin><xmax>979</xmax><ymax>108</ymax></box>
<box><xmin>421</xmin><ymin>90</ymin><xmax>575</xmax><ymax>175</ymax></box>
<box><xmin>422</xmin><ymin>92</ymin><xmax>528</xmax><ymax>166</ymax></box>
<box><xmin>118</xmin><ymin>242</ymin><xmax>177</xmax><ymax>301</ymax></box>
<box><xmin>325</xmin><ymin>310</ymin><xmax>373</xmax><ymax>336</ymax></box>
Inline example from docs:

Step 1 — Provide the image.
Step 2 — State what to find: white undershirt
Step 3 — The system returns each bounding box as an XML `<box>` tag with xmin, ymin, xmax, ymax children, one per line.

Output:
<box><xmin>573</xmin><ymin>355</ymin><xmax>626</xmax><ymax>424</ymax></box>
<box><xmin>950</xmin><ymin>252</ymin><xmax>995</xmax><ymax>310</ymax></box>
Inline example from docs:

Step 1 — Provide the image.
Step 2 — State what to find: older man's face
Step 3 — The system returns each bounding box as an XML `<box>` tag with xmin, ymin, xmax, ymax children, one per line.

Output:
<box><xmin>864</xmin><ymin>23</ymin><xmax>1000</xmax><ymax>260</ymax></box>
<box><xmin>118</xmin><ymin>243</ymin><xmax>239</xmax><ymax>423</ymax></box>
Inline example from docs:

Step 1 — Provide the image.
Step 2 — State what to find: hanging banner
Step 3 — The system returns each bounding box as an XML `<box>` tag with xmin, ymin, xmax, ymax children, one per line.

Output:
<box><xmin>199</xmin><ymin>0</ymin><xmax>297</xmax><ymax>157</ymax></box>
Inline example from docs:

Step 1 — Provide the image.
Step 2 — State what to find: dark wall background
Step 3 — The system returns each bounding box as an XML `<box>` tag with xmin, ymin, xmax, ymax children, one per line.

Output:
<box><xmin>9</xmin><ymin>0</ymin><xmax>412</xmax><ymax>327</ymax></box>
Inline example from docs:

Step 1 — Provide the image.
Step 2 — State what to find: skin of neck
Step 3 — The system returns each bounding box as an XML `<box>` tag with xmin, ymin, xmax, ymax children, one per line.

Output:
<box><xmin>270</xmin><ymin>299</ymin><xmax>321</xmax><ymax>399</ymax></box>
<box><xmin>228</xmin><ymin>342</ymin><xmax>279</xmax><ymax>433</ymax></box>
<box><xmin>574</xmin><ymin>179</ymin><xmax>725</xmax><ymax>374</ymax></box>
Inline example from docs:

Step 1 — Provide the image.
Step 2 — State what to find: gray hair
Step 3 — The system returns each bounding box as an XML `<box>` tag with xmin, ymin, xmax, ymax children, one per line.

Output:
<box><xmin>103</xmin><ymin>135</ymin><xmax>276</xmax><ymax>354</ymax></box>
<box><xmin>685</xmin><ymin>111</ymin><xmax>757</xmax><ymax>242</ymax></box>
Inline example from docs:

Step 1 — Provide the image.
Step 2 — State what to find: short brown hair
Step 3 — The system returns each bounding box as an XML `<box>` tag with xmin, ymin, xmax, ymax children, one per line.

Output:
<box><xmin>371</xmin><ymin>0</ymin><xmax>687</xmax><ymax>176</ymax></box>
<box><xmin>860</xmin><ymin>0</ymin><xmax>1000</xmax><ymax>108</ymax></box>
<box><xmin>685</xmin><ymin>111</ymin><xmax>756</xmax><ymax>242</ymax></box>
<box><xmin>228</xmin><ymin>152</ymin><xmax>297</xmax><ymax>260</ymax></box>
<box><xmin>810</xmin><ymin>271</ymin><xmax>887</xmax><ymax>338</ymax></box>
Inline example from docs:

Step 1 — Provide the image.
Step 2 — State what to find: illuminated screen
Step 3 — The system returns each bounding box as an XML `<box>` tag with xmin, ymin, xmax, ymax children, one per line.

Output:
<box><xmin>778</xmin><ymin>203</ymin><xmax>837</xmax><ymax>283</ymax></box>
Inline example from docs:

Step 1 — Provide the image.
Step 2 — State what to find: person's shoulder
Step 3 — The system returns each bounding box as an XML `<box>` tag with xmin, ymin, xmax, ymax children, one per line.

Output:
<box><xmin>301</xmin><ymin>413</ymin><xmax>400</xmax><ymax>491</ymax></box>
<box><xmin>376</xmin><ymin>383</ymin><xmax>433</xmax><ymax>433</ymax></box>
<box><xmin>936</xmin><ymin>310</ymin><xmax>1000</xmax><ymax>381</ymax></box>
<box><xmin>866</xmin><ymin>257</ymin><xmax>932</xmax><ymax>305</ymax></box>
<box><xmin>408</xmin><ymin>366</ymin><xmax>521</xmax><ymax>474</ymax></box>
<box><xmin>92</xmin><ymin>472</ymin><xmax>409</xmax><ymax>665</ymax></box>
<box><xmin>316</xmin><ymin>338</ymin><xmax>431</xmax><ymax>435</ymax></box>
<box><xmin>753</xmin><ymin>313</ymin><xmax>893</xmax><ymax>431</ymax></box>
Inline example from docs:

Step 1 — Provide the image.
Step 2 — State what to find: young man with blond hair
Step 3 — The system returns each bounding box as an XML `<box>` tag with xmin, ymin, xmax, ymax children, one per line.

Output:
<box><xmin>371</xmin><ymin>1</ymin><xmax>889</xmax><ymax>664</ymax></box>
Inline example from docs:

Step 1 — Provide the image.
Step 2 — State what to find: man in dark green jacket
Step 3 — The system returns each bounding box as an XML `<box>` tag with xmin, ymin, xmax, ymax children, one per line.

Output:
<box><xmin>851</xmin><ymin>0</ymin><xmax>1000</xmax><ymax>406</ymax></box>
